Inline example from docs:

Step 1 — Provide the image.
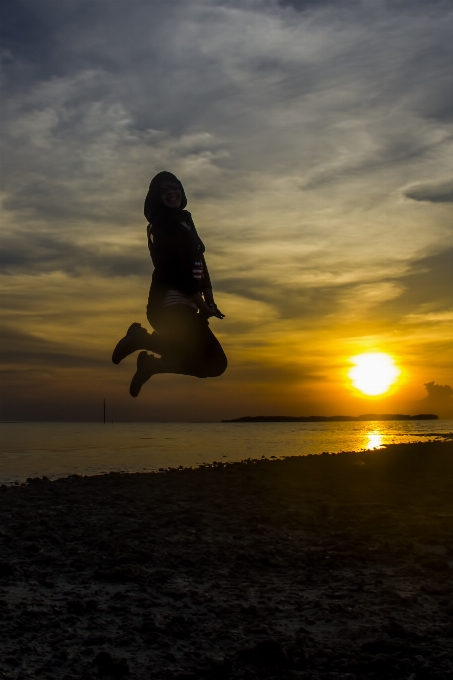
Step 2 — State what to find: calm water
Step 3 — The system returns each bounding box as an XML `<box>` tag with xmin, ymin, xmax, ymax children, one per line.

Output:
<box><xmin>0</xmin><ymin>420</ymin><xmax>451</xmax><ymax>484</ymax></box>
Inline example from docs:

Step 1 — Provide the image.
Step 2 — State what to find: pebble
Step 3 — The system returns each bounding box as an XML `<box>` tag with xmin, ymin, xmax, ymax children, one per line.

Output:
<box><xmin>0</xmin><ymin>440</ymin><xmax>452</xmax><ymax>678</ymax></box>
<box><xmin>444</xmin><ymin>601</ymin><xmax>453</xmax><ymax>616</ymax></box>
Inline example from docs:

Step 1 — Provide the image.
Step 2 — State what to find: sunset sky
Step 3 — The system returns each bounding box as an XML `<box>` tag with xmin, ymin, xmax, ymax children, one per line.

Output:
<box><xmin>1</xmin><ymin>0</ymin><xmax>452</xmax><ymax>422</ymax></box>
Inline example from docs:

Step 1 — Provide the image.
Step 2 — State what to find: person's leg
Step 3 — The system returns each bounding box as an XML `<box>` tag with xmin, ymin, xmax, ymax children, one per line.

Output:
<box><xmin>112</xmin><ymin>282</ymin><xmax>168</xmax><ymax>364</ymax></box>
<box><xmin>154</xmin><ymin>306</ymin><xmax>227</xmax><ymax>377</ymax></box>
<box><xmin>129</xmin><ymin>306</ymin><xmax>227</xmax><ymax>396</ymax></box>
<box><xmin>186</xmin><ymin>315</ymin><xmax>227</xmax><ymax>378</ymax></box>
<box><xmin>112</xmin><ymin>323</ymin><xmax>163</xmax><ymax>364</ymax></box>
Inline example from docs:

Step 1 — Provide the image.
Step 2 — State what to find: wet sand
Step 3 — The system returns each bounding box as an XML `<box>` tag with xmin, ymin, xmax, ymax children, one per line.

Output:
<box><xmin>1</xmin><ymin>439</ymin><xmax>452</xmax><ymax>680</ymax></box>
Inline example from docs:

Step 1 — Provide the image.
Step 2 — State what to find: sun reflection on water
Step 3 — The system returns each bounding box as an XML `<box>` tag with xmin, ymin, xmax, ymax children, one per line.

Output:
<box><xmin>366</xmin><ymin>432</ymin><xmax>384</xmax><ymax>450</ymax></box>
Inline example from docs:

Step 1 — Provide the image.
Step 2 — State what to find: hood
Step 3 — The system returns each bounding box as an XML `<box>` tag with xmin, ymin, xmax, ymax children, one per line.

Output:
<box><xmin>144</xmin><ymin>171</ymin><xmax>187</xmax><ymax>223</ymax></box>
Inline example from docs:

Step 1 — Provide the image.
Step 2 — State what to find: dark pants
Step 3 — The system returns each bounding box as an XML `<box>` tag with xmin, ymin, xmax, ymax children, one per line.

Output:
<box><xmin>146</xmin><ymin>304</ymin><xmax>227</xmax><ymax>378</ymax></box>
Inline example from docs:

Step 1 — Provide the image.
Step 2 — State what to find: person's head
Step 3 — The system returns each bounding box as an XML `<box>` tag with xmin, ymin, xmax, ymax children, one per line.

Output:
<box><xmin>144</xmin><ymin>171</ymin><xmax>187</xmax><ymax>222</ymax></box>
<box><xmin>159</xmin><ymin>181</ymin><xmax>182</xmax><ymax>209</ymax></box>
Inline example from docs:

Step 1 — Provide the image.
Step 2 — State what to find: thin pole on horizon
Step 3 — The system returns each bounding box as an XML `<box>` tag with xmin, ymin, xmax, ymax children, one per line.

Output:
<box><xmin>103</xmin><ymin>399</ymin><xmax>106</xmax><ymax>424</ymax></box>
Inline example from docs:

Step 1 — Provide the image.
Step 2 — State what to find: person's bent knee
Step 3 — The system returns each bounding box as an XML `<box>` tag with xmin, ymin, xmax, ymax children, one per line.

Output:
<box><xmin>194</xmin><ymin>358</ymin><xmax>227</xmax><ymax>379</ymax></box>
<box><xmin>218</xmin><ymin>354</ymin><xmax>228</xmax><ymax>376</ymax></box>
<box><xmin>207</xmin><ymin>354</ymin><xmax>228</xmax><ymax>377</ymax></box>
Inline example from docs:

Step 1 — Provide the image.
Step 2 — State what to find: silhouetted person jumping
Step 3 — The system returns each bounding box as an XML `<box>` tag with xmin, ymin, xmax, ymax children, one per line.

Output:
<box><xmin>112</xmin><ymin>172</ymin><xmax>227</xmax><ymax>396</ymax></box>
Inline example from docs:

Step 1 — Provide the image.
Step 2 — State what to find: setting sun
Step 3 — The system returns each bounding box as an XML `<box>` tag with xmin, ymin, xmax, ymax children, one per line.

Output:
<box><xmin>348</xmin><ymin>353</ymin><xmax>401</xmax><ymax>396</ymax></box>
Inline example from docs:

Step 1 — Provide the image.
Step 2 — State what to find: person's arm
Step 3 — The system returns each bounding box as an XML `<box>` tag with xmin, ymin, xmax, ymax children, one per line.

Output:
<box><xmin>153</xmin><ymin>220</ymin><xmax>224</xmax><ymax>317</ymax></box>
<box><xmin>201</xmin><ymin>254</ymin><xmax>212</xmax><ymax>290</ymax></box>
<box><xmin>200</xmin><ymin>256</ymin><xmax>224</xmax><ymax>318</ymax></box>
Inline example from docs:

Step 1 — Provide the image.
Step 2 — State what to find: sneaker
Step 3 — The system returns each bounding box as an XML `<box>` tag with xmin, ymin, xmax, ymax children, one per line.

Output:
<box><xmin>129</xmin><ymin>351</ymin><xmax>156</xmax><ymax>397</ymax></box>
<box><xmin>112</xmin><ymin>323</ymin><xmax>148</xmax><ymax>364</ymax></box>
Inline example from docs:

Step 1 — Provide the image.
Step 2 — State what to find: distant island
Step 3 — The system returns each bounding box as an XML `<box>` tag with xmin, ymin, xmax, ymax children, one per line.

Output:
<box><xmin>222</xmin><ymin>413</ymin><xmax>438</xmax><ymax>423</ymax></box>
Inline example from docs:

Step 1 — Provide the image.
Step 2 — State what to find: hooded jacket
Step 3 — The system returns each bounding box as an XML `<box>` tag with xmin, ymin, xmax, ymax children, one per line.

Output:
<box><xmin>144</xmin><ymin>172</ymin><xmax>212</xmax><ymax>306</ymax></box>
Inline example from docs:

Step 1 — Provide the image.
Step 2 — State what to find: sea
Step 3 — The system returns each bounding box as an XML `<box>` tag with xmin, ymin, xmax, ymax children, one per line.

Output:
<box><xmin>0</xmin><ymin>420</ymin><xmax>452</xmax><ymax>485</ymax></box>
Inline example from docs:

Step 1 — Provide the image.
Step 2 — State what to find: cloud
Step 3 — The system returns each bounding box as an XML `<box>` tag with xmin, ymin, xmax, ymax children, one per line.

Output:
<box><xmin>278</xmin><ymin>0</ymin><xmax>348</xmax><ymax>10</ymax></box>
<box><xmin>424</xmin><ymin>381</ymin><xmax>453</xmax><ymax>400</ymax></box>
<box><xmin>404</xmin><ymin>179</ymin><xmax>453</xmax><ymax>204</ymax></box>
<box><xmin>0</xmin><ymin>326</ymin><xmax>103</xmax><ymax>369</ymax></box>
<box><xmin>3</xmin><ymin>1</ymin><xmax>452</xmax><ymax>270</ymax></box>
<box><xmin>371</xmin><ymin>248</ymin><xmax>453</xmax><ymax>327</ymax></box>
<box><xmin>0</xmin><ymin>229</ymin><xmax>151</xmax><ymax>278</ymax></box>
<box><xmin>1</xmin><ymin>0</ymin><xmax>452</xmax><ymax>419</ymax></box>
<box><xmin>3</xmin><ymin>0</ymin><xmax>453</xmax><ymax>221</ymax></box>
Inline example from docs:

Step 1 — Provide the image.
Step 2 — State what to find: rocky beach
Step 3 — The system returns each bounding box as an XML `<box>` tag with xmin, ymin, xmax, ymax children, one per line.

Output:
<box><xmin>1</xmin><ymin>438</ymin><xmax>452</xmax><ymax>680</ymax></box>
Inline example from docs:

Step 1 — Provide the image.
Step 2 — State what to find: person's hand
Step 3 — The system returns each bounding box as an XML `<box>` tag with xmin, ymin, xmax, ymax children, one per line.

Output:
<box><xmin>202</xmin><ymin>290</ymin><xmax>225</xmax><ymax>319</ymax></box>
<box><xmin>207</xmin><ymin>303</ymin><xmax>225</xmax><ymax>319</ymax></box>
<box><xmin>192</xmin><ymin>292</ymin><xmax>225</xmax><ymax>319</ymax></box>
<box><xmin>199</xmin><ymin>301</ymin><xmax>224</xmax><ymax>319</ymax></box>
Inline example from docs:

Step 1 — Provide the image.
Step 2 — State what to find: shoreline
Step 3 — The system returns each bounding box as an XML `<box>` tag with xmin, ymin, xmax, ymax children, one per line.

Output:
<box><xmin>1</xmin><ymin>440</ymin><xmax>452</xmax><ymax>679</ymax></box>
<box><xmin>222</xmin><ymin>414</ymin><xmax>440</xmax><ymax>423</ymax></box>
<box><xmin>1</xmin><ymin>427</ymin><xmax>451</xmax><ymax>488</ymax></box>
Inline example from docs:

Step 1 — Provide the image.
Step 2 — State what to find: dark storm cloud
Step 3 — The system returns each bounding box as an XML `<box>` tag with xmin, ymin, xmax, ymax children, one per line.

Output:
<box><xmin>370</xmin><ymin>248</ymin><xmax>453</xmax><ymax>326</ymax></box>
<box><xmin>0</xmin><ymin>231</ymin><xmax>151</xmax><ymax>278</ymax></box>
<box><xmin>404</xmin><ymin>179</ymin><xmax>453</xmax><ymax>204</ymax></box>
<box><xmin>1</xmin><ymin>0</ymin><xmax>231</xmax><ymax>133</ymax></box>
<box><xmin>215</xmin><ymin>274</ymin><xmax>348</xmax><ymax>320</ymax></box>
<box><xmin>424</xmin><ymin>381</ymin><xmax>453</xmax><ymax>400</ymax></box>
<box><xmin>394</xmin><ymin>248</ymin><xmax>453</xmax><ymax>309</ymax></box>
<box><xmin>0</xmin><ymin>326</ymin><xmax>102</xmax><ymax>369</ymax></box>
<box><xmin>1</xmin><ymin>0</ymin><xmax>182</xmax><ymax>86</ymax></box>
<box><xmin>278</xmin><ymin>0</ymin><xmax>355</xmax><ymax>10</ymax></box>
<box><xmin>217</xmin><ymin>246</ymin><xmax>453</xmax><ymax>324</ymax></box>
